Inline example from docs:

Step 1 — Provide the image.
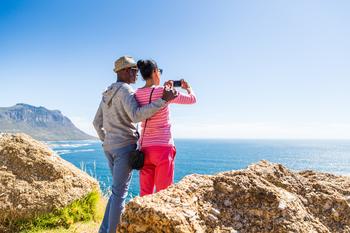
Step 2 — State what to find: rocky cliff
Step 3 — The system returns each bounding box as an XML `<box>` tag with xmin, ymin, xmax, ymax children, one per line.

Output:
<box><xmin>0</xmin><ymin>133</ymin><xmax>100</xmax><ymax>232</ymax></box>
<box><xmin>0</xmin><ymin>103</ymin><xmax>95</xmax><ymax>141</ymax></box>
<box><xmin>118</xmin><ymin>161</ymin><xmax>350</xmax><ymax>233</ymax></box>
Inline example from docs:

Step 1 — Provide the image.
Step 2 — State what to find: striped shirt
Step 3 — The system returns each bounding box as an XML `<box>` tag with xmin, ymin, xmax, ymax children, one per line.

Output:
<box><xmin>135</xmin><ymin>86</ymin><xmax>196</xmax><ymax>148</ymax></box>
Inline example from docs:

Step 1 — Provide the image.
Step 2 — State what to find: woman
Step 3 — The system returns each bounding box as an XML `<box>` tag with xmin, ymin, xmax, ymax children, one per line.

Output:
<box><xmin>135</xmin><ymin>59</ymin><xmax>196</xmax><ymax>196</ymax></box>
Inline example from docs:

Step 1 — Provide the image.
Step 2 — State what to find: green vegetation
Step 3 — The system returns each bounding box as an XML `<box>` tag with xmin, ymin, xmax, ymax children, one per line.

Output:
<box><xmin>7</xmin><ymin>189</ymin><xmax>104</xmax><ymax>233</ymax></box>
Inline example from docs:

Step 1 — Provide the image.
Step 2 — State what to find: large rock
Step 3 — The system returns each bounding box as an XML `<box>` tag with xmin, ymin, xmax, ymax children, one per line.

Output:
<box><xmin>0</xmin><ymin>133</ymin><xmax>99</xmax><ymax>226</ymax></box>
<box><xmin>118</xmin><ymin>160</ymin><xmax>350</xmax><ymax>233</ymax></box>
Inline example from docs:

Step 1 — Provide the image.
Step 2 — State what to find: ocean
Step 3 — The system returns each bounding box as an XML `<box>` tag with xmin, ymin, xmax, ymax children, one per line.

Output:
<box><xmin>47</xmin><ymin>139</ymin><xmax>350</xmax><ymax>199</ymax></box>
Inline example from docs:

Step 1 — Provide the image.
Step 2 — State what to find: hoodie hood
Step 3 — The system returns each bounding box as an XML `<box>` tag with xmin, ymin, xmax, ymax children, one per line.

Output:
<box><xmin>102</xmin><ymin>82</ymin><xmax>124</xmax><ymax>105</ymax></box>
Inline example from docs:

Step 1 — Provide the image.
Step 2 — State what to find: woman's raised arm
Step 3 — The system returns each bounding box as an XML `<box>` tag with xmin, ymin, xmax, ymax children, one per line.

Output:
<box><xmin>166</xmin><ymin>79</ymin><xmax>197</xmax><ymax>104</ymax></box>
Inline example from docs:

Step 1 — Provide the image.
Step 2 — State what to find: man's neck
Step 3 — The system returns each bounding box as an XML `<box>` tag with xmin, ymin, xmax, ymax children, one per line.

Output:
<box><xmin>117</xmin><ymin>77</ymin><xmax>129</xmax><ymax>84</ymax></box>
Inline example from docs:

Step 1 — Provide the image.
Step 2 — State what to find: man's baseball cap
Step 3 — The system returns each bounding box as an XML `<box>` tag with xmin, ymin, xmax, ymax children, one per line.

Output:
<box><xmin>113</xmin><ymin>56</ymin><xmax>137</xmax><ymax>73</ymax></box>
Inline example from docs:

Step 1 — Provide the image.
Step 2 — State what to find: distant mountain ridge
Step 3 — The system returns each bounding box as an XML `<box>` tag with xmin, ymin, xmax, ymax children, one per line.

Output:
<box><xmin>0</xmin><ymin>103</ymin><xmax>96</xmax><ymax>141</ymax></box>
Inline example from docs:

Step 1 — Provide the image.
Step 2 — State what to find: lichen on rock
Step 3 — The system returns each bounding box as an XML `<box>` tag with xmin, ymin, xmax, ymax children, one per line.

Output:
<box><xmin>118</xmin><ymin>160</ymin><xmax>350</xmax><ymax>233</ymax></box>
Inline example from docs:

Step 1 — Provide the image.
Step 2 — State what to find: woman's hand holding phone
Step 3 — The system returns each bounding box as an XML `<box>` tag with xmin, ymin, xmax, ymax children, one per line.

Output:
<box><xmin>163</xmin><ymin>80</ymin><xmax>174</xmax><ymax>89</ymax></box>
<box><xmin>164</xmin><ymin>79</ymin><xmax>192</xmax><ymax>94</ymax></box>
<box><xmin>180</xmin><ymin>79</ymin><xmax>192</xmax><ymax>94</ymax></box>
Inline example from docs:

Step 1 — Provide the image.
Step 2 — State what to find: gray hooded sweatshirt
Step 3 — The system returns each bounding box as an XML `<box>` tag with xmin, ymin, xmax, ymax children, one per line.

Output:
<box><xmin>93</xmin><ymin>82</ymin><xmax>166</xmax><ymax>149</ymax></box>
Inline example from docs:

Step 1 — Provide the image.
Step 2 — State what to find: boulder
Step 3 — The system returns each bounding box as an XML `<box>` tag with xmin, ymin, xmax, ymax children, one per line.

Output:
<box><xmin>0</xmin><ymin>133</ymin><xmax>99</xmax><ymax>230</ymax></box>
<box><xmin>118</xmin><ymin>160</ymin><xmax>350</xmax><ymax>233</ymax></box>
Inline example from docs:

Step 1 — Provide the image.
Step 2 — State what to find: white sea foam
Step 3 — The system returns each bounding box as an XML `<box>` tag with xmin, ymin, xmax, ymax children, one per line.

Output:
<box><xmin>48</xmin><ymin>143</ymin><xmax>92</xmax><ymax>149</ymax></box>
<box><xmin>56</xmin><ymin>150</ymin><xmax>72</xmax><ymax>155</ymax></box>
<box><xmin>56</xmin><ymin>149</ymin><xmax>95</xmax><ymax>155</ymax></box>
<box><xmin>75</xmin><ymin>149</ymin><xmax>95</xmax><ymax>153</ymax></box>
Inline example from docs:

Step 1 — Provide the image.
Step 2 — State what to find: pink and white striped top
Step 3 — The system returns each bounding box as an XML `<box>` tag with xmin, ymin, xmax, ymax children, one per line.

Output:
<box><xmin>135</xmin><ymin>86</ymin><xmax>196</xmax><ymax>148</ymax></box>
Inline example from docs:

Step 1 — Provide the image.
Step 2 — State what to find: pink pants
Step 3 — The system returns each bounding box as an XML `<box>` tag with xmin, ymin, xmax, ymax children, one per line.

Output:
<box><xmin>140</xmin><ymin>146</ymin><xmax>176</xmax><ymax>196</ymax></box>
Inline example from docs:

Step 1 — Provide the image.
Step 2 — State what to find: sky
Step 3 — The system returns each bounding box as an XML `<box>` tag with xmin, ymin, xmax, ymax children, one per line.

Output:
<box><xmin>1</xmin><ymin>0</ymin><xmax>350</xmax><ymax>139</ymax></box>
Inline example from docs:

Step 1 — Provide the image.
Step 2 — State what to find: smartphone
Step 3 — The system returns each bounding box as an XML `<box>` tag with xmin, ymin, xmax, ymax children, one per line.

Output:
<box><xmin>173</xmin><ymin>80</ymin><xmax>182</xmax><ymax>87</ymax></box>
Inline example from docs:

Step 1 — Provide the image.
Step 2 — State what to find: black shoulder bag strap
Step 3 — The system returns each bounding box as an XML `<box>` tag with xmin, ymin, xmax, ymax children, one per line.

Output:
<box><xmin>139</xmin><ymin>87</ymin><xmax>155</xmax><ymax>149</ymax></box>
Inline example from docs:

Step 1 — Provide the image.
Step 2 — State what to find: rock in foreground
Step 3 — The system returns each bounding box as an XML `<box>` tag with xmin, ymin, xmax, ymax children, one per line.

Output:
<box><xmin>118</xmin><ymin>160</ymin><xmax>350</xmax><ymax>233</ymax></box>
<box><xmin>0</xmin><ymin>133</ymin><xmax>99</xmax><ymax>230</ymax></box>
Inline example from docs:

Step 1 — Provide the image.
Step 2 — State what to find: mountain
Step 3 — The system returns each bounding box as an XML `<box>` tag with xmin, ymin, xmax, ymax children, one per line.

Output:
<box><xmin>0</xmin><ymin>103</ymin><xmax>96</xmax><ymax>141</ymax></box>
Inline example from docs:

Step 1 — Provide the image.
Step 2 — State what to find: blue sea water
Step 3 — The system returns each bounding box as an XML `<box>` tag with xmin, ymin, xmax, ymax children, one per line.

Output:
<box><xmin>46</xmin><ymin>139</ymin><xmax>350</xmax><ymax>199</ymax></box>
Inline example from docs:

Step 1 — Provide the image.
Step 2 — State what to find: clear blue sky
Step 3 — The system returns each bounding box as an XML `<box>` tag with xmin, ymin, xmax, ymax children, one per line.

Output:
<box><xmin>1</xmin><ymin>0</ymin><xmax>350</xmax><ymax>139</ymax></box>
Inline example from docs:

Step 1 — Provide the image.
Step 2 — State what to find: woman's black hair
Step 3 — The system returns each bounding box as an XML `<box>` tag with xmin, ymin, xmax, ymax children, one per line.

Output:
<box><xmin>137</xmin><ymin>59</ymin><xmax>158</xmax><ymax>80</ymax></box>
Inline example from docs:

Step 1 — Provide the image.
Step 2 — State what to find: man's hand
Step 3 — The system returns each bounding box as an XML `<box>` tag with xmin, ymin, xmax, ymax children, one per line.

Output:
<box><xmin>162</xmin><ymin>87</ymin><xmax>178</xmax><ymax>102</ymax></box>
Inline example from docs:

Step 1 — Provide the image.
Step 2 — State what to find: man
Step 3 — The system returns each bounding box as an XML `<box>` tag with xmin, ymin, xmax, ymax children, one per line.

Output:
<box><xmin>93</xmin><ymin>55</ymin><xmax>177</xmax><ymax>233</ymax></box>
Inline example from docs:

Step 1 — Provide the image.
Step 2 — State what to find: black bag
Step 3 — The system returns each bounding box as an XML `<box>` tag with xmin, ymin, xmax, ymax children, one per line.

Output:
<box><xmin>128</xmin><ymin>149</ymin><xmax>144</xmax><ymax>170</ymax></box>
<box><xmin>129</xmin><ymin>87</ymin><xmax>155</xmax><ymax>170</ymax></box>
